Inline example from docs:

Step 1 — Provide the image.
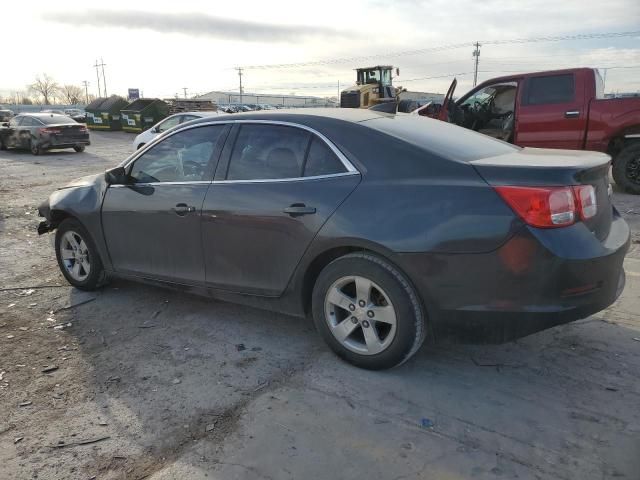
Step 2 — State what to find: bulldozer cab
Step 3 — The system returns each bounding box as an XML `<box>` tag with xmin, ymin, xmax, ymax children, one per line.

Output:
<box><xmin>356</xmin><ymin>66</ymin><xmax>393</xmax><ymax>87</ymax></box>
<box><xmin>341</xmin><ymin>65</ymin><xmax>398</xmax><ymax>109</ymax></box>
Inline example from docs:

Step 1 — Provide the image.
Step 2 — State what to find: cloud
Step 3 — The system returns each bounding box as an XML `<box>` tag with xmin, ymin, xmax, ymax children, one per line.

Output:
<box><xmin>44</xmin><ymin>9</ymin><xmax>345</xmax><ymax>42</ymax></box>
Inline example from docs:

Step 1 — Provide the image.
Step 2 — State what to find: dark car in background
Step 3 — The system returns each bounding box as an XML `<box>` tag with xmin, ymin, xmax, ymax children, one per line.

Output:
<box><xmin>64</xmin><ymin>108</ymin><xmax>87</xmax><ymax>123</ymax></box>
<box><xmin>0</xmin><ymin>109</ymin><xmax>14</xmax><ymax>122</ymax></box>
<box><xmin>36</xmin><ymin>109</ymin><xmax>629</xmax><ymax>369</ymax></box>
<box><xmin>0</xmin><ymin>112</ymin><xmax>90</xmax><ymax>155</ymax></box>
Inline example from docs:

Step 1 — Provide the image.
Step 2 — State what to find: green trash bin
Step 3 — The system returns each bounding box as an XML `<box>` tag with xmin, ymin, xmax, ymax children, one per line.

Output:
<box><xmin>86</xmin><ymin>96</ymin><xmax>128</xmax><ymax>131</ymax></box>
<box><xmin>120</xmin><ymin>99</ymin><xmax>169</xmax><ymax>133</ymax></box>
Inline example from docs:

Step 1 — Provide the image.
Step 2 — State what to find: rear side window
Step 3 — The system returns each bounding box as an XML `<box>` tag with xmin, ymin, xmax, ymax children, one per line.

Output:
<box><xmin>524</xmin><ymin>74</ymin><xmax>574</xmax><ymax>105</ymax></box>
<box><xmin>227</xmin><ymin>124</ymin><xmax>310</xmax><ymax>180</ymax></box>
<box><xmin>304</xmin><ymin>138</ymin><xmax>346</xmax><ymax>177</ymax></box>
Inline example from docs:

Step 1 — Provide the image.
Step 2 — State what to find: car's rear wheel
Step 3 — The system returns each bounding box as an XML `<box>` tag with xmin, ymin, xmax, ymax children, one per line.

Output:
<box><xmin>73</xmin><ymin>145</ymin><xmax>85</xmax><ymax>153</ymax></box>
<box><xmin>312</xmin><ymin>252</ymin><xmax>426</xmax><ymax>370</ymax></box>
<box><xmin>30</xmin><ymin>141</ymin><xmax>42</xmax><ymax>155</ymax></box>
<box><xmin>613</xmin><ymin>144</ymin><xmax>640</xmax><ymax>195</ymax></box>
<box><xmin>0</xmin><ymin>137</ymin><xmax>6</xmax><ymax>150</ymax></box>
<box><xmin>55</xmin><ymin>218</ymin><xmax>106</xmax><ymax>290</ymax></box>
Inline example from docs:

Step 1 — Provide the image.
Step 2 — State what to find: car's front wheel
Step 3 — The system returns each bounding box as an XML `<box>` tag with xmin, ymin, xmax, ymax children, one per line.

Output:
<box><xmin>312</xmin><ymin>252</ymin><xmax>426</xmax><ymax>370</ymax></box>
<box><xmin>55</xmin><ymin>218</ymin><xmax>106</xmax><ymax>290</ymax></box>
<box><xmin>73</xmin><ymin>145</ymin><xmax>85</xmax><ymax>153</ymax></box>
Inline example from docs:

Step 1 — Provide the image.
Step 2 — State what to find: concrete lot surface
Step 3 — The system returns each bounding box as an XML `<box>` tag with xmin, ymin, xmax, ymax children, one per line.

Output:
<box><xmin>1</xmin><ymin>131</ymin><xmax>639</xmax><ymax>479</ymax></box>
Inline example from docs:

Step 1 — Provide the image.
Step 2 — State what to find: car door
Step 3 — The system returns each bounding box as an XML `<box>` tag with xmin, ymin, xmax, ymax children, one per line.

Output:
<box><xmin>11</xmin><ymin>116</ymin><xmax>35</xmax><ymax>148</ymax></box>
<box><xmin>201</xmin><ymin>122</ymin><xmax>361</xmax><ymax>296</ymax></box>
<box><xmin>101</xmin><ymin>123</ymin><xmax>230</xmax><ymax>283</ymax></box>
<box><xmin>514</xmin><ymin>72</ymin><xmax>587</xmax><ymax>149</ymax></box>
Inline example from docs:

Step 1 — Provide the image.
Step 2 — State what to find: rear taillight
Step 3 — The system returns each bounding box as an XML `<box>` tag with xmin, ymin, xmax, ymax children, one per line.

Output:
<box><xmin>40</xmin><ymin>127</ymin><xmax>61</xmax><ymax>135</ymax></box>
<box><xmin>495</xmin><ymin>184</ymin><xmax>598</xmax><ymax>228</ymax></box>
<box><xmin>78</xmin><ymin>126</ymin><xmax>88</xmax><ymax>133</ymax></box>
<box><xmin>573</xmin><ymin>185</ymin><xmax>597</xmax><ymax>220</ymax></box>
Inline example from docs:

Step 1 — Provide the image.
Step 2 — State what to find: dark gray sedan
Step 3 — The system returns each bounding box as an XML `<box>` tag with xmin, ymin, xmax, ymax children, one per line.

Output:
<box><xmin>0</xmin><ymin>112</ymin><xmax>90</xmax><ymax>155</ymax></box>
<box><xmin>37</xmin><ymin>109</ymin><xmax>629</xmax><ymax>369</ymax></box>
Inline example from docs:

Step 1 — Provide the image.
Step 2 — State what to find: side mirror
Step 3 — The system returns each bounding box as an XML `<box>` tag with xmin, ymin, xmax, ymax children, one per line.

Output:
<box><xmin>104</xmin><ymin>166</ymin><xmax>128</xmax><ymax>185</ymax></box>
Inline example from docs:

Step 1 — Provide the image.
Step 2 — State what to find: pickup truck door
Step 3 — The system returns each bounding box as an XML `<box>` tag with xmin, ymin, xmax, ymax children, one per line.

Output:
<box><xmin>514</xmin><ymin>72</ymin><xmax>587</xmax><ymax>149</ymax></box>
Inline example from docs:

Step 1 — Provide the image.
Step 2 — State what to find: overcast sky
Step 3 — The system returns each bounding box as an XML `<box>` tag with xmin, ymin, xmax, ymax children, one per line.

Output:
<box><xmin>1</xmin><ymin>0</ymin><xmax>639</xmax><ymax>100</ymax></box>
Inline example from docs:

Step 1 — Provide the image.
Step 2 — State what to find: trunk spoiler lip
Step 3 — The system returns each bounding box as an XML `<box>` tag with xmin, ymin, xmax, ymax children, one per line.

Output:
<box><xmin>469</xmin><ymin>147</ymin><xmax>611</xmax><ymax>169</ymax></box>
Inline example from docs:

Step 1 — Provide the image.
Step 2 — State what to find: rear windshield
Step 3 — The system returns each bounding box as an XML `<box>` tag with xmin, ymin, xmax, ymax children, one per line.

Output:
<box><xmin>363</xmin><ymin>114</ymin><xmax>518</xmax><ymax>162</ymax></box>
<box><xmin>38</xmin><ymin>115</ymin><xmax>76</xmax><ymax>125</ymax></box>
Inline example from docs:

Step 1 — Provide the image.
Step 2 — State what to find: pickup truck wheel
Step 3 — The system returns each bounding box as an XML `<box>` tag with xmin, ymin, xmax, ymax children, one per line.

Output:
<box><xmin>613</xmin><ymin>144</ymin><xmax>640</xmax><ymax>195</ymax></box>
<box><xmin>55</xmin><ymin>218</ymin><xmax>106</xmax><ymax>291</ymax></box>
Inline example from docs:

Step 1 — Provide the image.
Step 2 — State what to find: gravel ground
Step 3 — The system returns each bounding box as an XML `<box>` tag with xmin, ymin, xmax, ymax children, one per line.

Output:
<box><xmin>1</xmin><ymin>131</ymin><xmax>639</xmax><ymax>480</ymax></box>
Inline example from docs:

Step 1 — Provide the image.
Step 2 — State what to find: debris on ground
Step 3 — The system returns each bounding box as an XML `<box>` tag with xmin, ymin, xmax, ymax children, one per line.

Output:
<box><xmin>421</xmin><ymin>418</ymin><xmax>435</xmax><ymax>428</ymax></box>
<box><xmin>18</xmin><ymin>401</ymin><xmax>32</xmax><ymax>407</ymax></box>
<box><xmin>53</xmin><ymin>297</ymin><xmax>96</xmax><ymax>313</ymax></box>
<box><xmin>14</xmin><ymin>437</ymin><xmax>24</xmax><ymax>444</ymax></box>
<box><xmin>41</xmin><ymin>366</ymin><xmax>59</xmax><ymax>374</ymax></box>
<box><xmin>633</xmin><ymin>337</ymin><xmax>640</xmax><ymax>342</ymax></box>
<box><xmin>236</xmin><ymin>343</ymin><xmax>246</xmax><ymax>351</ymax></box>
<box><xmin>172</xmin><ymin>378</ymin><xmax>181</xmax><ymax>385</ymax></box>
<box><xmin>48</xmin><ymin>435</ymin><xmax>110</xmax><ymax>449</ymax></box>
<box><xmin>205</xmin><ymin>422</ymin><xmax>217</xmax><ymax>432</ymax></box>
<box><xmin>6</xmin><ymin>335</ymin><xmax>14</xmax><ymax>339</ymax></box>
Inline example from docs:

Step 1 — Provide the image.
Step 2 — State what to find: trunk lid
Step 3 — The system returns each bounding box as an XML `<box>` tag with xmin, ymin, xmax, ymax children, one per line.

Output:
<box><xmin>471</xmin><ymin>148</ymin><xmax>613</xmax><ymax>240</ymax></box>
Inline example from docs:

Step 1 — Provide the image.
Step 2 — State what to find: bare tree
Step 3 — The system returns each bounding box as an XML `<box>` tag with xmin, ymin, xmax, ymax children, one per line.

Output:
<box><xmin>29</xmin><ymin>74</ymin><xmax>60</xmax><ymax>105</ymax></box>
<box><xmin>60</xmin><ymin>84</ymin><xmax>84</xmax><ymax>105</ymax></box>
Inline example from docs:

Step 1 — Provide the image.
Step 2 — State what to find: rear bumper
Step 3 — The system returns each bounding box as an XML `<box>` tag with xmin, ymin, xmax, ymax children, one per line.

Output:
<box><xmin>398</xmin><ymin>213</ymin><xmax>630</xmax><ymax>343</ymax></box>
<box><xmin>40</xmin><ymin>135</ymin><xmax>90</xmax><ymax>149</ymax></box>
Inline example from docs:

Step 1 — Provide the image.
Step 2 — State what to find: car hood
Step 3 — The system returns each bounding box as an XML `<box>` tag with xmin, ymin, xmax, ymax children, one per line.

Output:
<box><xmin>58</xmin><ymin>173</ymin><xmax>103</xmax><ymax>190</ymax></box>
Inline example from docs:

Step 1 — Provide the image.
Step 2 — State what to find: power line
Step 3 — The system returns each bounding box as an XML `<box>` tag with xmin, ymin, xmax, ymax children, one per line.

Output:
<box><xmin>240</xmin><ymin>30</ymin><xmax>640</xmax><ymax>70</ymax></box>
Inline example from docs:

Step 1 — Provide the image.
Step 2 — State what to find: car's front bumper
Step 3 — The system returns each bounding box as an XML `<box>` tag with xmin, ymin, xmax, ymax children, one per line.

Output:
<box><xmin>398</xmin><ymin>213</ymin><xmax>631</xmax><ymax>343</ymax></box>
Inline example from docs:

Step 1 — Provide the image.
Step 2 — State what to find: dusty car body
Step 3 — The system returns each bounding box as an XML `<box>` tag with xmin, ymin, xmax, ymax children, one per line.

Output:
<box><xmin>0</xmin><ymin>112</ymin><xmax>89</xmax><ymax>154</ymax></box>
<box><xmin>37</xmin><ymin>109</ymin><xmax>629</xmax><ymax>369</ymax></box>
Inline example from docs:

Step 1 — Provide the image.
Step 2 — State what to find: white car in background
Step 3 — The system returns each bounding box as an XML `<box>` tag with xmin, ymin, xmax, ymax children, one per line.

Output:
<box><xmin>132</xmin><ymin>111</ymin><xmax>222</xmax><ymax>150</ymax></box>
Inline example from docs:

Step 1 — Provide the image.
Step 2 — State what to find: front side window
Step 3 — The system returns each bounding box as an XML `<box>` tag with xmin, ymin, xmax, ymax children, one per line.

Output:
<box><xmin>157</xmin><ymin>115</ymin><xmax>181</xmax><ymax>133</ymax></box>
<box><xmin>227</xmin><ymin>124</ymin><xmax>310</xmax><ymax>180</ymax></box>
<box><xmin>524</xmin><ymin>74</ymin><xmax>574</xmax><ymax>105</ymax></box>
<box><xmin>9</xmin><ymin>116</ymin><xmax>23</xmax><ymax>127</ymax></box>
<box><xmin>20</xmin><ymin>117</ymin><xmax>35</xmax><ymax>127</ymax></box>
<box><xmin>129</xmin><ymin>126</ymin><xmax>224</xmax><ymax>183</ymax></box>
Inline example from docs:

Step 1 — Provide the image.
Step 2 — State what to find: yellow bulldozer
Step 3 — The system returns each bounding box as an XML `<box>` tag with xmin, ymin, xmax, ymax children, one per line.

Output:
<box><xmin>340</xmin><ymin>65</ymin><xmax>402</xmax><ymax>109</ymax></box>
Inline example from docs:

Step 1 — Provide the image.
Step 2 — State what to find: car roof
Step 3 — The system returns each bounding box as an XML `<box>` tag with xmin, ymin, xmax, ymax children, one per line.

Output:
<box><xmin>188</xmin><ymin>107</ymin><xmax>386</xmax><ymax>127</ymax></box>
<box><xmin>23</xmin><ymin>112</ymin><xmax>67</xmax><ymax>117</ymax></box>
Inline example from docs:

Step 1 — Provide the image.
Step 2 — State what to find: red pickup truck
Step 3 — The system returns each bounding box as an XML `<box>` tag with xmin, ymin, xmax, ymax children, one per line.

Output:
<box><xmin>437</xmin><ymin>68</ymin><xmax>640</xmax><ymax>193</ymax></box>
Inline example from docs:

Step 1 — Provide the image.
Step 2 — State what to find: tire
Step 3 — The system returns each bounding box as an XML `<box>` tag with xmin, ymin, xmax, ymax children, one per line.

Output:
<box><xmin>30</xmin><ymin>141</ymin><xmax>42</xmax><ymax>155</ymax></box>
<box><xmin>0</xmin><ymin>138</ymin><xmax>6</xmax><ymax>150</ymax></box>
<box><xmin>612</xmin><ymin>144</ymin><xmax>640</xmax><ymax>195</ymax></box>
<box><xmin>73</xmin><ymin>145</ymin><xmax>85</xmax><ymax>153</ymax></box>
<box><xmin>55</xmin><ymin>218</ymin><xmax>106</xmax><ymax>291</ymax></box>
<box><xmin>312</xmin><ymin>252</ymin><xmax>426</xmax><ymax>370</ymax></box>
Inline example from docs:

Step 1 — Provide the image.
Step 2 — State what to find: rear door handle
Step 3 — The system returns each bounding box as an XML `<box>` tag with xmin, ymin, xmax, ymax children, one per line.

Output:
<box><xmin>283</xmin><ymin>203</ymin><xmax>316</xmax><ymax>217</ymax></box>
<box><xmin>173</xmin><ymin>203</ymin><xmax>196</xmax><ymax>216</ymax></box>
<box><xmin>564</xmin><ymin>110</ymin><xmax>580</xmax><ymax>118</ymax></box>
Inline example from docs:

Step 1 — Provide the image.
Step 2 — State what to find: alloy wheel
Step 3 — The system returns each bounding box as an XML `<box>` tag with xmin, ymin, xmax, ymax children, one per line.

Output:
<box><xmin>324</xmin><ymin>275</ymin><xmax>397</xmax><ymax>355</ymax></box>
<box><xmin>59</xmin><ymin>230</ymin><xmax>91</xmax><ymax>281</ymax></box>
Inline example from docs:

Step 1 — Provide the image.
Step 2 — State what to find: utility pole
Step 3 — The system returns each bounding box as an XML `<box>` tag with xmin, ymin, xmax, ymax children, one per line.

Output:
<box><xmin>93</xmin><ymin>59</ymin><xmax>102</xmax><ymax>98</ymax></box>
<box><xmin>182</xmin><ymin>87</ymin><xmax>188</xmax><ymax>99</ymax></box>
<box><xmin>236</xmin><ymin>67</ymin><xmax>244</xmax><ymax>104</ymax></box>
<box><xmin>472</xmin><ymin>42</ymin><xmax>481</xmax><ymax>87</ymax></box>
<box><xmin>100</xmin><ymin>57</ymin><xmax>107</xmax><ymax>97</ymax></box>
<box><xmin>82</xmin><ymin>80</ymin><xmax>90</xmax><ymax>104</ymax></box>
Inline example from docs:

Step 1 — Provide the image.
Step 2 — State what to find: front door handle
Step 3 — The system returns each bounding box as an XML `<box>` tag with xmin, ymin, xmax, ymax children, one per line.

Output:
<box><xmin>564</xmin><ymin>110</ymin><xmax>580</xmax><ymax>118</ymax></box>
<box><xmin>173</xmin><ymin>203</ymin><xmax>196</xmax><ymax>216</ymax></box>
<box><xmin>283</xmin><ymin>203</ymin><xmax>316</xmax><ymax>217</ymax></box>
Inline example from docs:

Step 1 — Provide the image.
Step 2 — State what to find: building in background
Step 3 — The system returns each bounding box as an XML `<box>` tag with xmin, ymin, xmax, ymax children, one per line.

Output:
<box><xmin>196</xmin><ymin>90</ymin><xmax>337</xmax><ymax>107</ymax></box>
